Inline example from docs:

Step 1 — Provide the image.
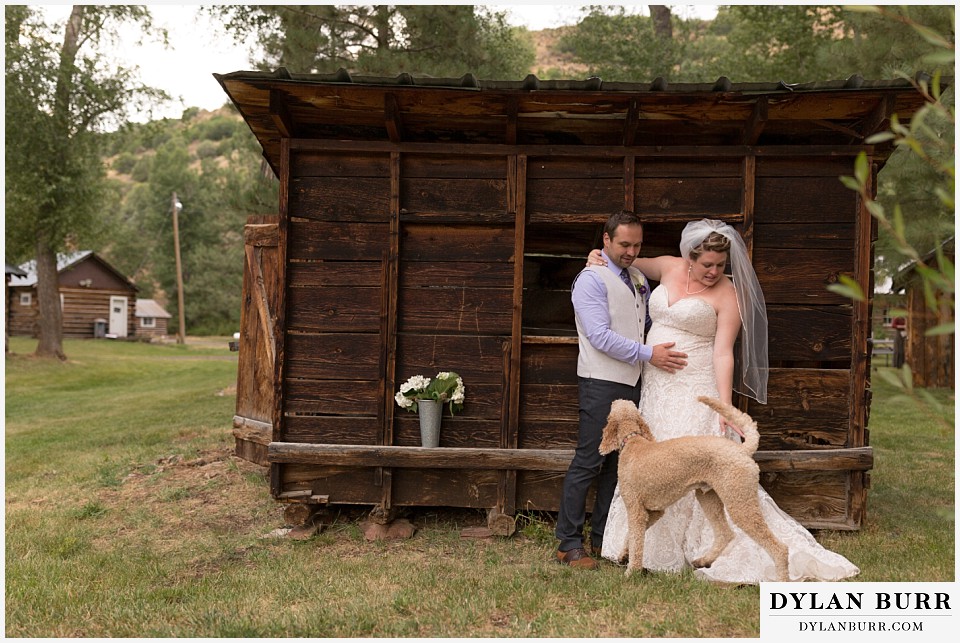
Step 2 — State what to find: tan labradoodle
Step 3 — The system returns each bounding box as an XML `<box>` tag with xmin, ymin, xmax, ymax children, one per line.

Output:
<box><xmin>598</xmin><ymin>396</ymin><xmax>789</xmax><ymax>580</ymax></box>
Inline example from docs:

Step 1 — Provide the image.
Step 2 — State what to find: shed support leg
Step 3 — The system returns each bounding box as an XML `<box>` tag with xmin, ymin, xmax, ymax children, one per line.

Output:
<box><xmin>487</xmin><ymin>507</ymin><xmax>516</xmax><ymax>537</ymax></box>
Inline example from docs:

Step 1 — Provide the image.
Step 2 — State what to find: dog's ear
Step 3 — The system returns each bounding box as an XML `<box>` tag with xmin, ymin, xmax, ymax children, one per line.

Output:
<box><xmin>637</xmin><ymin>414</ymin><xmax>655</xmax><ymax>442</ymax></box>
<box><xmin>598</xmin><ymin>416</ymin><xmax>618</xmax><ymax>455</ymax></box>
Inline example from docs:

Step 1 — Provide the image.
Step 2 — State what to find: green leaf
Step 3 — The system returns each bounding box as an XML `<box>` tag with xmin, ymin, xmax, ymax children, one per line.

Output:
<box><xmin>826</xmin><ymin>275</ymin><xmax>865</xmax><ymax>301</ymax></box>
<box><xmin>853</xmin><ymin>151</ymin><xmax>869</xmax><ymax>185</ymax></box>
<box><xmin>910</xmin><ymin>23</ymin><xmax>952</xmax><ymax>49</ymax></box>
<box><xmin>887</xmin><ymin>308</ymin><xmax>909</xmax><ymax>318</ymax></box>
<box><xmin>842</xmin><ymin>5</ymin><xmax>882</xmax><ymax>13</ymax></box>
<box><xmin>924</xmin><ymin>322</ymin><xmax>955</xmax><ymax>336</ymax></box>
<box><xmin>865</xmin><ymin>132</ymin><xmax>896</xmax><ymax>144</ymax></box>
<box><xmin>839</xmin><ymin>175</ymin><xmax>862</xmax><ymax>191</ymax></box>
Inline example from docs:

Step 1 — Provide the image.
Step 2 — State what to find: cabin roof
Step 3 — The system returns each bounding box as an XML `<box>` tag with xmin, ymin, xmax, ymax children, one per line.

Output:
<box><xmin>215</xmin><ymin>69</ymin><xmax>946</xmax><ymax>177</ymax></box>
<box><xmin>10</xmin><ymin>250</ymin><xmax>137</xmax><ymax>290</ymax></box>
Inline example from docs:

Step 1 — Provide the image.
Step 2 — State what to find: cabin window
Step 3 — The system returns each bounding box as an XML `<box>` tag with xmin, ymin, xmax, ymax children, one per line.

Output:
<box><xmin>19</xmin><ymin>292</ymin><xmax>31</xmax><ymax>306</ymax></box>
<box><xmin>140</xmin><ymin>317</ymin><xmax>156</xmax><ymax>328</ymax></box>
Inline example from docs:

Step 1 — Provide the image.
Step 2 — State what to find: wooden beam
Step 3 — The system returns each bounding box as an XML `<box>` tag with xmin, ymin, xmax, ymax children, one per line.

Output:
<box><xmin>860</xmin><ymin>95</ymin><xmax>895</xmax><ymax>140</ymax></box>
<box><xmin>623</xmin><ymin>155</ymin><xmax>635</xmax><ymax>212</ymax></box>
<box><xmin>267</xmin><ymin>442</ymin><xmax>873</xmax><ymax>473</ymax></box>
<box><xmin>742</xmin><ymin>97</ymin><xmax>767</xmax><ymax>145</ymax></box>
<box><xmin>270</xmin><ymin>137</ymin><xmax>292</xmax><ymax>498</ymax></box>
<box><xmin>243</xmin><ymin>223</ymin><xmax>279</xmax><ymax>247</ymax></box>
<box><xmin>269</xmin><ymin>89</ymin><xmax>295</xmax><ymax>138</ymax></box>
<box><xmin>384</xmin><ymin>93</ymin><xmax>403</xmax><ymax>143</ymax></box>
<box><xmin>527</xmin><ymin>212</ymin><xmax>744</xmax><ymax>225</ymax></box>
<box><xmin>811</xmin><ymin>119</ymin><xmax>863</xmax><ymax>139</ymax></box>
<box><xmin>505</xmin><ymin>95</ymin><xmax>518</xmax><ymax>145</ymax></box>
<box><xmin>623</xmin><ymin>98</ymin><xmax>639</xmax><ymax>147</ymax></box>
<box><xmin>290</xmin><ymin>138</ymin><xmax>872</xmax><ymax>158</ymax></box>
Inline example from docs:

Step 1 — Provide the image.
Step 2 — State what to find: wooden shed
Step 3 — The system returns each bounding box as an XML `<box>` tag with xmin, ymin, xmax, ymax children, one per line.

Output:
<box><xmin>8</xmin><ymin>251</ymin><xmax>138</xmax><ymax>339</ymax></box>
<box><xmin>891</xmin><ymin>236</ymin><xmax>955</xmax><ymax>389</ymax></box>
<box><xmin>217</xmin><ymin>69</ymin><xmax>940</xmax><ymax>532</ymax></box>
<box><xmin>134</xmin><ymin>298</ymin><xmax>173</xmax><ymax>340</ymax></box>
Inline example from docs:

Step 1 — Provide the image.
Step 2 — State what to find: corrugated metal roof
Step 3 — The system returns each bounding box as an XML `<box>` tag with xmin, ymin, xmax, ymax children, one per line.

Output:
<box><xmin>135</xmin><ymin>298</ymin><xmax>172</xmax><ymax>319</ymax></box>
<box><xmin>10</xmin><ymin>251</ymin><xmax>93</xmax><ymax>287</ymax></box>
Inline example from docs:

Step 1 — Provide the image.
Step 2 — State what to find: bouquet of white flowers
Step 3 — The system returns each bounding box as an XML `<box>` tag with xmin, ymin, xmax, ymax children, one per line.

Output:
<box><xmin>395</xmin><ymin>371</ymin><xmax>465</xmax><ymax>415</ymax></box>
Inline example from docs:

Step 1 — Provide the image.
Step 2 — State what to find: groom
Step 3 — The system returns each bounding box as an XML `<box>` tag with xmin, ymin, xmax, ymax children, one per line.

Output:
<box><xmin>555</xmin><ymin>211</ymin><xmax>687</xmax><ymax>569</ymax></box>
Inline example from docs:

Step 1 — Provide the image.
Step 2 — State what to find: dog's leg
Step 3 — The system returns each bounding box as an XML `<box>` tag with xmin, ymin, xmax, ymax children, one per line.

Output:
<box><xmin>724</xmin><ymin>491</ymin><xmax>790</xmax><ymax>582</ymax></box>
<box><xmin>622</xmin><ymin>494</ymin><xmax>647</xmax><ymax>577</ymax></box>
<box><xmin>691</xmin><ymin>489</ymin><xmax>735</xmax><ymax>569</ymax></box>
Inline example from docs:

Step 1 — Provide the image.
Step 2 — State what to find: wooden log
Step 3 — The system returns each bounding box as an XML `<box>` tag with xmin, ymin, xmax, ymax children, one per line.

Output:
<box><xmin>267</xmin><ymin>442</ymin><xmax>872</xmax><ymax>473</ymax></box>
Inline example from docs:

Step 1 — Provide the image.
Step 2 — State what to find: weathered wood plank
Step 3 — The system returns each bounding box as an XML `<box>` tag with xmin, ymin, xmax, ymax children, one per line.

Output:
<box><xmin>397</xmin><ymin>286</ymin><xmax>513</xmax><ymax>334</ymax></box>
<box><xmin>746</xmin><ymin>368</ymin><xmax>851</xmax><ymax>449</ymax></box>
<box><xmin>282</xmin><ymin>416</ymin><xmax>381</xmax><ymax>444</ymax></box>
<box><xmin>526</xmin><ymin>156</ymin><xmax>624</xmax><ymax>179</ymax></box>
<box><xmin>269</xmin><ymin>442</ymin><xmax>871</xmax><ymax>473</ymax></box>
<box><xmin>518</xmin><ymin>419</ymin><xmax>580</xmax><ymax>449</ymax></box>
<box><xmin>398</xmin><ymin>224</ymin><xmax>514</xmax><ymax>262</ymax></box>
<box><xmin>754</xmin><ymin>177</ymin><xmax>857</xmax><ymax>223</ymax></box>
<box><xmin>284</xmin><ymin>379</ymin><xmax>382</xmax><ymax>416</ymax></box>
<box><xmin>286</xmin><ymin>286</ymin><xmax>381</xmax><ymax>333</ymax></box>
<box><xmin>767</xmin><ymin>305</ymin><xmax>852</xmax><ymax>362</ymax></box>
<box><xmin>756</xmin><ymin>156</ymin><xmax>859</xmax><ymax>177</ymax></box>
<box><xmin>518</xmin><ymin>384</ymin><xmax>580</xmax><ymax>421</ymax></box>
<box><xmin>284</xmin><ymin>332</ymin><xmax>382</xmax><ymax>380</ymax></box>
<box><xmin>244</xmin><ymin>223</ymin><xmax>279</xmax><ymax>246</ymax></box>
<box><xmin>287</xmin><ymin>261</ymin><xmax>382</xmax><ymax>287</ymax></box>
<box><xmin>400</xmin><ymin>261</ymin><xmax>514</xmax><ymax>288</ymax></box>
<box><xmin>269</xmin><ymin>442</ymin><xmax>576</xmax><ymax>469</ymax></box>
<box><xmin>527</xmin><ymin>178</ymin><xmax>622</xmax><ymax>214</ymax></box>
<box><xmin>290</xmin><ymin>151</ymin><xmax>391</xmax><ymax>178</ymax></box>
<box><xmin>634</xmin><ymin>177</ymin><xmax>742</xmax><ymax>215</ymax></box>
<box><xmin>392</xmin><ymin>469</ymin><xmax>500</xmax><ymax>507</ymax></box>
<box><xmin>400</xmin><ymin>178</ymin><xmax>508</xmax><ymax>213</ymax></box>
<box><xmin>400</xmin><ymin>154</ymin><xmax>507</xmax><ymax>179</ymax></box>
<box><xmin>396</xmin><ymin>334</ymin><xmax>506</xmax><ymax>383</ymax></box>
<box><xmin>290</xmin><ymin>177</ymin><xmax>391</xmax><ymax>221</ymax></box>
<box><xmin>760</xmin><ymin>469</ymin><xmax>855</xmax><ymax>529</ymax></box>
<box><xmin>279</xmin><ymin>464</ymin><xmax>383</xmax><ymax>504</ymax></box>
<box><xmin>288</xmin><ymin>221</ymin><xmax>390</xmax><ymax>261</ymax></box>
<box><xmin>754</xmin><ymin>222</ymin><xmax>856</xmax><ymax>249</ymax></box>
<box><xmin>754</xmin><ymin>247</ymin><xmax>853</xmax><ymax>305</ymax></box>
<box><xmin>520</xmin><ymin>342</ymin><xmax>579</xmax><ymax>385</ymax></box>
<box><xmin>392</xmin><ymin>417</ymin><xmax>502</xmax><ymax>448</ymax></box>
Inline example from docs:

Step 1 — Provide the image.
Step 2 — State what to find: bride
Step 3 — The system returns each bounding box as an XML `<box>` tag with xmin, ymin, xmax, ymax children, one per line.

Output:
<box><xmin>589</xmin><ymin>219</ymin><xmax>859</xmax><ymax>583</ymax></box>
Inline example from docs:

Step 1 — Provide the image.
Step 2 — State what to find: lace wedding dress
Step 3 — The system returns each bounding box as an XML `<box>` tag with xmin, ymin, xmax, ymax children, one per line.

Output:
<box><xmin>601</xmin><ymin>285</ymin><xmax>860</xmax><ymax>583</ymax></box>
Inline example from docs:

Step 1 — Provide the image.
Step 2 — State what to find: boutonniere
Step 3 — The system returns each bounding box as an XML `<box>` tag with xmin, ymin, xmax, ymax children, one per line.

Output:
<box><xmin>633</xmin><ymin>274</ymin><xmax>648</xmax><ymax>297</ymax></box>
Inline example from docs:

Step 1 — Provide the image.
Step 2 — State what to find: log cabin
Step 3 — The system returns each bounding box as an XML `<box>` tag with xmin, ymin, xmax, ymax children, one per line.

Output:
<box><xmin>8</xmin><ymin>251</ymin><xmax>137</xmax><ymax>339</ymax></box>
<box><xmin>216</xmin><ymin>69</ymin><xmax>945</xmax><ymax>532</ymax></box>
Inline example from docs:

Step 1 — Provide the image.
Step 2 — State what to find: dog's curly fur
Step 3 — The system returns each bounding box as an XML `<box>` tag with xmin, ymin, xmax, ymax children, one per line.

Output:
<box><xmin>599</xmin><ymin>396</ymin><xmax>789</xmax><ymax>580</ymax></box>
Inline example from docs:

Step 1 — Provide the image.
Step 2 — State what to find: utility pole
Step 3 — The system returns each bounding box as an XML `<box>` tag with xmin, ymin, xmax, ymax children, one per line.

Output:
<box><xmin>172</xmin><ymin>191</ymin><xmax>186</xmax><ymax>345</ymax></box>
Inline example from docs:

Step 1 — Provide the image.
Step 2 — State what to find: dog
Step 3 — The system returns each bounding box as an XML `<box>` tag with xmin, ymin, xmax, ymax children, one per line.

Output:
<box><xmin>598</xmin><ymin>396</ymin><xmax>789</xmax><ymax>581</ymax></box>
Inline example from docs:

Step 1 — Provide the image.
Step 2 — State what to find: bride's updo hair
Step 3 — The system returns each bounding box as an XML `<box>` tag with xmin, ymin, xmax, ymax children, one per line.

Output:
<box><xmin>689</xmin><ymin>231</ymin><xmax>731</xmax><ymax>260</ymax></box>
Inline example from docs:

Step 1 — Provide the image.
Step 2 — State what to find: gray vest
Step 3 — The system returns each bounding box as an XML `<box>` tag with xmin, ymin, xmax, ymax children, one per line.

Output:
<box><xmin>574</xmin><ymin>265</ymin><xmax>647</xmax><ymax>386</ymax></box>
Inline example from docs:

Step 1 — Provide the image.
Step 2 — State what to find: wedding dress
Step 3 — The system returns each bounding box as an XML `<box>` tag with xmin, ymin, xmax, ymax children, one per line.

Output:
<box><xmin>601</xmin><ymin>284</ymin><xmax>859</xmax><ymax>583</ymax></box>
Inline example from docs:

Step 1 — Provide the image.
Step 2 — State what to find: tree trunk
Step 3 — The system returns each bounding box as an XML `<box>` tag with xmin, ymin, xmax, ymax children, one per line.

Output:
<box><xmin>32</xmin><ymin>5</ymin><xmax>84</xmax><ymax>360</ymax></box>
<box><xmin>650</xmin><ymin>5</ymin><xmax>673</xmax><ymax>40</ymax></box>
<box><xmin>34</xmin><ymin>238</ymin><xmax>65</xmax><ymax>360</ymax></box>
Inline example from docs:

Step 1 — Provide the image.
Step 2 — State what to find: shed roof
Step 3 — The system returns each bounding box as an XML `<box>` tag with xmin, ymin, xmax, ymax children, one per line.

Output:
<box><xmin>5</xmin><ymin>263</ymin><xmax>27</xmax><ymax>277</ymax></box>
<box><xmin>10</xmin><ymin>250</ymin><xmax>137</xmax><ymax>290</ymax></box>
<box><xmin>215</xmin><ymin>69</ymin><xmax>946</xmax><ymax>177</ymax></box>
<box><xmin>135</xmin><ymin>298</ymin><xmax>172</xmax><ymax>319</ymax></box>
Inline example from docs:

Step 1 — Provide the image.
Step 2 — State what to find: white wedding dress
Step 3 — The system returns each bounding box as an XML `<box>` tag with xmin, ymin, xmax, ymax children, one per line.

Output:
<box><xmin>601</xmin><ymin>285</ymin><xmax>860</xmax><ymax>583</ymax></box>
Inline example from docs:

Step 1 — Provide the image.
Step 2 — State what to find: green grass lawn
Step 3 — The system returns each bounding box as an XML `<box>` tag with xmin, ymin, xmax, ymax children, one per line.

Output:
<box><xmin>4</xmin><ymin>336</ymin><xmax>954</xmax><ymax>636</ymax></box>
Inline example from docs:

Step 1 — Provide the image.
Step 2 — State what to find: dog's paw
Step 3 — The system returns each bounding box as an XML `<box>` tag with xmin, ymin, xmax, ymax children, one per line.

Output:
<box><xmin>691</xmin><ymin>557</ymin><xmax>714</xmax><ymax>570</ymax></box>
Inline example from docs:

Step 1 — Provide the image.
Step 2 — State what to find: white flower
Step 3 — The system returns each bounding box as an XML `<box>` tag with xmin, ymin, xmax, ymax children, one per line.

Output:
<box><xmin>395</xmin><ymin>391</ymin><xmax>413</xmax><ymax>408</ymax></box>
<box><xmin>399</xmin><ymin>375</ymin><xmax>430</xmax><ymax>395</ymax></box>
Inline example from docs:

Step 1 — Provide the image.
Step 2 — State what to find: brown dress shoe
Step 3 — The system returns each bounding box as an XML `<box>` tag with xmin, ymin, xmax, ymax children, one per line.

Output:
<box><xmin>556</xmin><ymin>547</ymin><xmax>598</xmax><ymax>569</ymax></box>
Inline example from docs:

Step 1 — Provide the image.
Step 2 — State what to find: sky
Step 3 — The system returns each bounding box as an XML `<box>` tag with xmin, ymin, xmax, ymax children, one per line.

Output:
<box><xmin>40</xmin><ymin>3</ymin><xmax>720</xmax><ymax>122</ymax></box>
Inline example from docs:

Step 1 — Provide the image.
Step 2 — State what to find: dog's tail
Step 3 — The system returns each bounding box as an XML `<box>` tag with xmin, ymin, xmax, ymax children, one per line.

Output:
<box><xmin>697</xmin><ymin>396</ymin><xmax>759</xmax><ymax>454</ymax></box>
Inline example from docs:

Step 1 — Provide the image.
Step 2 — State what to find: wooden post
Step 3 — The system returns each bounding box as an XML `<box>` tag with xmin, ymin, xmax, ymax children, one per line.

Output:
<box><xmin>171</xmin><ymin>191</ymin><xmax>186</xmax><ymax>345</ymax></box>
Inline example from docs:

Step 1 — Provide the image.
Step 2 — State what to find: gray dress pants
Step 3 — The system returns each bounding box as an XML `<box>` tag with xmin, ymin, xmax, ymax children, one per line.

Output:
<box><xmin>555</xmin><ymin>376</ymin><xmax>640</xmax><ymax>552</ymax></box>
